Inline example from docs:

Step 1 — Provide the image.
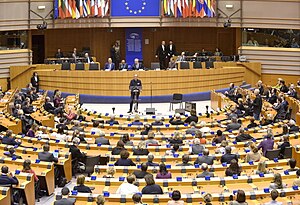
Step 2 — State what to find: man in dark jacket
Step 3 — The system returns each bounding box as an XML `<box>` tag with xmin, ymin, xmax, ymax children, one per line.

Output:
<box><xmin>0</xmin><ymin>165</ymin><xmax>19</xmax><ymax>186</ymax></box>
<box><xmin>220</xmin><ymin>146</ymin><xmax>238</xmax><ymax>164</ymax></box>
<box><xmin>169</xmin><ymin>113</ymin><xmax>184</xmax><ymax>125</ymax></box>
<box><xmin>38</xmin><ymin>144</ymin><xmax>58</xmax><ymax>163</ymax></box>
<box><xmin>252</xmin><ymin>89</ymin><xmax>263</xmax><ymax>120</ymax></box>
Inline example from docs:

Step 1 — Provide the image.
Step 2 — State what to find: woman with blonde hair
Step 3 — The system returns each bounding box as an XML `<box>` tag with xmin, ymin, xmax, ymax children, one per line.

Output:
<box><xmin>132</xmin><ymin>114</ymin><xmax>143</xmax><ymax>126</ymax></box>
<box><xmin>245</xmin><ymin>145</ymin><xmax>261</xmax><ymax>163</ymax></box>
<box><xmin>96</xmin><ymin>195</ymin><xmax>105</xmax><ymax>205</ymax></box>
<box><xmin>103</xmin><ymin>166</ymin><xmax>115</xmax><ymax>178</ymax></box>
<box><xmin>255</xmin><ymin>161</ymin><xmax>270</xmax><ymax>174</ymax></box>
<box><xmin>73</xmin><ymin>174</ymin><xmax>92</xmax><ymax>193</ymax></box>
<box><xmin>269</xmin><ymin>173</ymin><xmax>287</xmax><ymax>189</ymax></box>
<box><xmin>169</xmin><ymin>132</ymin><xmax>183</xmax><ymax>145</ymax></box>
<box><xmin>133</xmin><ymin>141</ymin><xmax>149</xmax><ymax>155</ymax></box>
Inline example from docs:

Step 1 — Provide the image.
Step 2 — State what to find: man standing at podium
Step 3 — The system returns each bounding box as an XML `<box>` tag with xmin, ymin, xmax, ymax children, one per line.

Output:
<box><xmin>128</xmin><ymin>74</ymin><xmax>142</xmax><ymax>113</ymax></box>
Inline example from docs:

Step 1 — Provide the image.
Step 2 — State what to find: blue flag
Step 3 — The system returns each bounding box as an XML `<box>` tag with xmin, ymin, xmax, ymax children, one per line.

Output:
<box><xmin>111</xmin><ymin>0</ymin><xmax>160</xmax><ymax>17</ymax></box>
<box><xmin>54</xmin><ymin>0</ymin><xmax>59</xmax><ymax>19</ymax></box>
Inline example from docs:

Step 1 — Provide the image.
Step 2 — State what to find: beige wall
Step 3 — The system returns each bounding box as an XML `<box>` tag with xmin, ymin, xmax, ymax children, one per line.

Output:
<box><xmin>0</xmin><ymin>0</ymin><xmax>299</xmax><ymax>31</ymax></box>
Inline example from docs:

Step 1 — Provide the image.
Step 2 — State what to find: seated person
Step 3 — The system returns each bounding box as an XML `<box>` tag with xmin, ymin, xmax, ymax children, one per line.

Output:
<box><xmin>132</xmin><ymin>58</ymin><xmax>144</xmax><ymax>70</ymax></box>
<box><xmin>63</xmin><ymin>107</ymin><xmax>77</xmax><ymax>121</ymax></box>
<box><xmin>225</xmin><ymin>117</ymin><xmax>241</xmax><ymax>131</ymax></box>
<box><xmin>203</xmin><ymin>193</ymin><xmax>213</xmax><ymax>205</ymax></box>
<box><xmin>119</xmin><ymin>59</ymin><xmax>128</xmax><ymax>70</ymax></box>
<box><xmin>116</xmin><ymin>174</ymin><xmax>139</xmax><ymax>194</ymax></box>
<box><xmin>269</xmin><ymin>173</ymin><xmax>287</xmax><ymax>189</ymax></box>
<box><xmin>229</xmin><ymin>190</ymin><xmax>247</xmax><ymax>205</ymax></box>
<box><xmin>105</xmin><ymin>114</ymin><xmax>119</xmax><ymax>125</ymax></box>
<box><xmin>225</xmin><ymin>159</ymin><xmax>242</xmax><ymax>176</ymax></box>
<box><xmin>288</xmin><ymin>119</ymin><xmax>299</xmax><ymax>133</ymax></box>
<box><xmin>90</xmin><ymin>121</ymin><xmax>102</xmax><ymax>135</ymax></box>
<box><xmin>189</xmin><ymin>138</ymin><xmax>205</xmax><ymax>155</ymax></box>
<box><xmin>167</xmin><ymin>190</ymin><xmax>184</xmax><ymax>205</ymax></box>
<box><xmin>176</xmin><ymin>154</ymin><xmax>193</xmax><ymax>166</ymax></box>
<box><xmin>133</xmin><ymin>141</ymin><xmax>149</xmax><ymax>156</ymax></box>
<box><xmin>151</xmin><ymin>117</ymin><xmax>164</xmax><ymax>126</ymax></box>
<box><xmin>95</xmin><ymin>131</ymin><xmax>110</xmax><ymax>145</ymax></box>
<box><xmin>236</xmin><ymin>128</ymin><xmax>253</xmax><ymax>142</ymax></box>
<box><xmin>132</xmin><ymin>114</ymin><xmax>143</xmax><ymax>126</ymax></box>
<box><xmin>146</xmin><ymin>153</ymin><xmax>159</xmax><ymax>167</ymax></box>
<box><xmin>286</xmin><ymin>158</ymin><xmax>298</xmax><ymax>172</ymax></box>
<box><xmin>199</xmin><ymin>121</ymin><xmax>211</xmax><ymax>134</ymax></box>
<box><xmin>169</xmin><ymin>113</ymin><xmax>184</xmax><ymax>125</ymax></box>
<box><xmin>247</xmin><ymin>117</ymin><xmax>258</xmax><ymax>128</ymax></box>
<box><xmin>277</xmin><ymin>135</ymin><xmax>290</xmax><ymax>159</ymax></box>
<box><xmin>102</xmin><ymin>166</ymin><xmax>115</xmax><ymax>178</ymax></box>
<box><xmin>215</xmin><ymin>140</ymin><xmax>228</xmax><ymax>154</ymax></box>
<box><xmin>221</xmin><ymin>146</ymin><xmax>238</xmax><ymax>164</ymax></box>
<box><xmin>166</xmin><ymin>144</ymin><xmax>180</xmax><ymax>156</ymax></box>
<box><xmin>196</xmin><ymin>163</ymin><xmax>214</xmax><ymax>178</ymax></box>
<box><xmin>111</xmin><ymin>140</ymin><xmax>126</xmax><ymax>155</ymax></box>
<box><xmin>145</xmin><ymin>132</ymin><xmax>159</xmax><ymax>146</ymax></box>
<box><xmin>260</xmin><ymin>113</ymin><xmax>274</xmax><ymax>126</ymax></box>
<box><xmin>22</xmin><ymin>159</ymin><xmax>38</xmax><ymax>182</ymax></box>
<box><xmin>122</xmin><ymin>134</ymin><xmax>134</xmax><ymax>146</ymax></box>
<box><xmin>273</xmin><ymin>98</ymin><xmax>287</xmax><ymax>121</ymax></box>
<box><xmin>195</xmin><ymin>131</ymin><xmax>207</xmax><ymax>144</ymax></box>
<box><xmin>56</xmin><ymin>118</ymin><xmax>68</xmax><ymax>131</ymax></box>
<box><xmin>54</xmin><ymin>187</ymin><xmax>76</xmax><ymax>205</ymax></box>
<box><xmin>4</xmin><ymin>147</ymin><xmax>22</xmax><ymax>159</ymax></box>
<box><xmin>169</xmin><ymin>132</ymin><xmax>183</xmax><ymax>145</ymax></box>
<box><xmin>212</xmin><ymin>130</ymin><xmax>226</xmax><ymax>144</ymax></box>
<box><xmin>73</xmin><ymin>175</ymin><xmax>92</xmax><ymax>193</ymax></box>
<box><xmin>185</xmin><ymin>121</ymin><xmax>200</xmax><ymax>135</ymax></box>
<box><xmin>184</xmin><ymin>109</ymin><xmax>198</xmax><ymax>124</ymax></box>
<box><xmin>96</xmin><ymin>196</ymin><xmax>105</xmax><ymax>205</ymax></box>
<box><xmin>168</xmin><ymin>58</ymin><xmax>176</xmax><ymax>70</ymax></box>
<box><xmin>257</xmin><ymin>133</ymin><xmax>274</xmax><ymax>156</ymax></box>
<box><xmin>114</xmin><ymin>150</ymin><xmax>136</xmax><ymax>166</ymax></box>
<box><xmin>2</xmin><ymin>130</ymin><xmax>21</xmax><ymax>146</ymax></box>
<box><xmin>69</xmin><ymin>137</ymin><xmax>86</xmax><ymax>163</ymax></box>
<box><xmin>44</xmin><ymin>96</ymin><xmax>62</xmax><ymax>115</ymax></box>
<box><xmin>142</xmin><ymin>174</ymin><xmax>163</xmax><ymax>194</ymax></box>
<box><xmin>84</xmin><ymin>53</ymin><xmax>93</xmax><ymax>63</ymax></box>
<box><xmin>244</xmin><ymin>144</ymin><xmax>261</xmax><ymax>163</ymax></box>
<box><xmin>293</xmin><ymin>169</ymin><xmax>300</xmax><ymax>186</ymax></box>
<box><xmin>194</xmin><ymin>149</ymin><xmax>215</xmax><ymax>165</ymax></box>
<box><xmin>71</xmin><ymin>121</ymin><xmax>84</xmax><ymax>132</ymax></box>
<box><xmin>0</xmin><ymin>165</ymin><xmax>19</xmax><ymax>186</ymax></box>
<box><xmin>133</xmin><ymin>163</ymin><xmax>152</xmax><ymax>179</ymax></box>
<box><xmin>255</xmin><ymin>161</ymin><xmax>270</xmax><ymax>175</ymax></box>
<box><xmin>156</xmin><ymin>163</ymin><xmax>172</xmax><ymax>179</ymax></box>
<box><xmin>104</xmin><ymin>58</ymin><xmax>115</xmax><ymax>71</ymax></box>
<box><xmin>55</xmin><ymin>48</ymin><xmax>64</xmax><ymax>58</ymax></box>
<box><xmin>140</xmin><ymin>124</ymin><xmax>152</xmax><ymax>136</ymax></box>
<box><xmin>264</xmin><ymin>189</ymin><xmax>282</xmax><ymax>205</ymax></box>
<box><xmin>38</xmin><ymin>144</ymin><xmax>58</xmax><ymax>163</ymax></box>
<box><xmin>132</xmin><ymin>193</ymin><xmax>143</xmax><ymax>205</ymax></box>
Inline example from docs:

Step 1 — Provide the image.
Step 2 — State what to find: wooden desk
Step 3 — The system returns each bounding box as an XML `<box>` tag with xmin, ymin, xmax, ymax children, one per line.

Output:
<box><xmin>0</xmin><ymin>187</ymin><xmax>10</xmax><ymax>205</ymax></box>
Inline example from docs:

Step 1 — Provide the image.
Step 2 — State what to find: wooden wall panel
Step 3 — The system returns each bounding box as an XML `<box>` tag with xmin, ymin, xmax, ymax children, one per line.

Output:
<box><xmin>43</xmin><ymin>27</ymin><xmax>236</xmax><ymax>68</ymax></box>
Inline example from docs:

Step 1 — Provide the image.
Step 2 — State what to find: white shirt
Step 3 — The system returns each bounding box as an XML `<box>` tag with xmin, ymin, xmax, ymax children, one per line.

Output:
<box><xmin>169</xmin><ymin>45</ymin><xmax>173</xmax><ymax>51</ymax></box>
<box><xmin>162</xmin><ymin>45</ymin><xmax>165</xmax><ymax>51</ymax></box>
<box><xmin>116</xmin><ymin>183</ymin><xmax>139</xmax><ymax>195</ymax></box>
<box><xmin>264</xmin><ymin>201</ymin><xmax>283</xmax><ymax>205</ymax></box>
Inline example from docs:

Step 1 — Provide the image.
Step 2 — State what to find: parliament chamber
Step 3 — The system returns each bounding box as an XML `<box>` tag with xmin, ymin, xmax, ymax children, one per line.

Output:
<box><xmin>0</xmin><ymin>0</ymin><xmax>300</xmax><ymax>205</ymax></box>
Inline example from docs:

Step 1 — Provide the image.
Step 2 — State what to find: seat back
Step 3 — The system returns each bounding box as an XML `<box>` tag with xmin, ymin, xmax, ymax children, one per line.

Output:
<box><xmin>180</xmin><ymin>62</ymin><xmax>190</xmax><ymax>69</ymax></box>
<box><xmin>89</xmin><ymin>63</ymin><xmax>99</xmax><ymax>70</ymax></box>
<box><xmin>193</xmin><ymin>62</ymin><xmax>202</xmax><ymax>69</ymax></box>
<box><xmin>75</xmin><ymin>63</ymin><xmax>84</xmax><ymax>70</ymax></box>
<box><xmin>205</xmin><ymin>61</ymin><xmax>214</xmax><ymax>69</ymax></box>
<box><xmin>173</xmin><ymin>93</ymin><xmax>183</xmax><ymax>101</ymax></box>
<box><xmin>61</xmin><ymin>63</ymin><xmax>71</xmax><ymax>70</ymax></box>
<box><xmin>283</xmin><ymin>147</ymin><xmax>292</xmax><ymax>159</ymax></box>
<box><xmin>85</xmin><ymin>155</ymin><xmax>101</xmax><ymax>175</ymax></box>
<box><xmin>265</xmin><ymin>149</ymin><xmax>280</xmax><ymax>160</ymax></box>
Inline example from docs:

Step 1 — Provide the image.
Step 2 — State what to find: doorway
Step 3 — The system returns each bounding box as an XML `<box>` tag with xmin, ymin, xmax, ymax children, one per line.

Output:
<box><xmin>32</xmin><ymin>35</ymin><xmax>45</xmax><ymax>64</ymax></box>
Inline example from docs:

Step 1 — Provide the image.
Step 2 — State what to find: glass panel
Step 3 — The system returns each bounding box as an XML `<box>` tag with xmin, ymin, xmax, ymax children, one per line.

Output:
<box><xmin>0</xmin><ymin>30</ymin><xmax>28</xmax><ymax>50</ymax></box>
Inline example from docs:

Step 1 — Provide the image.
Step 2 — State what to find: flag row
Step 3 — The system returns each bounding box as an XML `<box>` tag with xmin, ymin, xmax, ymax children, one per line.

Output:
<box><xmin>54</xmin><ymin>0</ymin><xmax>110</xmax><ymax>19</ymax></box>
<box><xmin>162</xmin><ymin>0</ymin><xmax>216</xmax><ymax>18</ymax></box>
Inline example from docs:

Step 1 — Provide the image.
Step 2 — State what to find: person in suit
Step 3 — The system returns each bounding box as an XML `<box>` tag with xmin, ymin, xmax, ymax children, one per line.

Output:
<box><xmin>220</xmin><ymin>146</ymin><xmax>238</xmax><ymax>164</ymax></box>
<box><xmin>225</xmin><ymin>159</ymin><xmax>242</xmax><ymax>176</ymax></box>
<box><xmin>273</xmin><ymin>98</ymin><xmax>287</xmax><ymax>121</ymax></box>
<box><xmin>0</xmin><ymin>165</ymin><xmax>19</xmax><ymax>186</ymax></box>
<box><xmin>94</xmin><ymin>131</ymin><xmax>110</xmax><ymax>145</ymax></box>
<box><xmin>185</xmin><ymin>121</ymin><xmax>200</xmax><ymax>135</ymax></box>
<box><xmin>44</xmin><ymin>96</ymin><xmax>62</xmax><ymax>116</ymax></box>
<box><xmin>167</xmin><ymin>190</ymin><xmax>184</xmax><ymax>205</ymax></box>
<box><xmin>104</xmin><ymin>58</ymin><xmax>115</xmax><ymax>71</ymax></box>
<box><xmin>73</xmin><ymin>175</ymin><xmax>92</xmax><ymax>193</ymax></box>
<box><xmin>184</xmin><ymin>109</ymin><xmax>198</xmax><ymax>124</ymax></box>
<box><xmin>196</xmin><ymin>163</ymin><xmax>214</xmax><ymax>178</ymax></box>
<box><xmin>169</xmin><ymin>113</ymin><xmax>184</xmax><ymax>125</ymax></box>
<box><xmin>31</xmin><ymin>72</ymin><xmax>39</xmax><ymax>92</ymax></box>
<box><xmin>119</xmin><ymin>59</ymin><xmax>128</xmax><ymax>70</ymax></box>
<box><xmin>288</xmin><ymin>119</ymin><xmax>299</xmax><ymax>133</ymax></box>
<box><xmin>105</xmin><ymin>114</ymin><xmax>119</xmax><ymax>125</ymax></box>
<box><xmin>142</xmin><ymin>174</ymin><xmax>163</xmax><ymax>194</ymax></box>
<box><xmin>226</xmin><ymin>117</ymin><xmax>241</xmax><ymax>131</ymax></box>
<box><xmin>252</xmin><ymin>89</ymin><xmax>263</xmax><ymax>120</ymax></box>
<box><xmin>132</xmin><ymin>58</ymin><xmax>144</xmax><ymax>70</ymax></box>
<box><xmin>55</xmin><ymin>48</ymin><xmax>64</xmax><ymax>58</ymax></box>
<box><xmin>2</xmin><ymin>130</ymin><xmax>21</xmax><ymax>146</ymax></box>
<box><xmin>84</xmin><ymin>53</ymin><xmax>93</xmax><ymax>63</ymax></box>
<box><xmin>176</xmin><ymin>154</ymin><xmax>193</xmax><ymax>166</ymax></box>
<box><xmin>111</xmin><ymin>140</ymin><xmax>126</xmax><ymax>155</ymax></box>
<box><xmin>133</xmin><ymin>163</ymin><xmax>152</xmax><ymax>179</ymax></box>
<box><xmin>146</xmin><ymin>153</ymin><xmax>159</xmax><ymax>166</ymax></box>
<box><xmin>4</xmin><ymin>147</ymin><xmax>22</xmax><ymax>159</ymax></box>
<box><xmin>176</xmin><ymin>52</ymin><xmax>186</xmax><ymax>62</ymax></box>
<box><xmin>189</xmin><ymin>138</ymin><xmax>205</xmax><ymax>155</ymax></box>
<box><xmin>212</xmin><ymin>130</ymin><xmax>226</xmax><ymax>144</ymax></box>
<box><xmin>114</xmin><ymin>150</ymin><xmax>136</xmax><ymax>166</ymax></box>
<box><xmin>38</xmin><ymin>144</ymin><xmax>58</xmax><ymax>163</ymax></box>
<box><xmin>167</xmin><ymin>40</ymin><xmax>176</xmax><ymax>58</ymax></box>
<box><xmin>236</xmin><ymin>128</ymin><xmax>253</xmax><ymax>142</ymax></box>
<box><xmin>69</xmin><ymin>137</ymin><xmax>85</xmax><ymax>163</ymax></box>
<box><xmin>54</xmin><ymin>187</ymin><xmax>76</xmax><ymax>205</ymax></box>
<box><xmin>194</xmin><ymin>149</ymin><xmax>215</xmax><ymax>165</ymax></box>
<box><xmin>128</xmin><ymin>74</ymin><xmax>142</xmax><ymax>113</ymax></box>
<box><xmin>151</xmin><ymin>117</ymin><xmax>164</xmax><ymax>126</ymax></box>
<box><xmin>155</xmin><ymin>40</ymin><xmax>168</xmax><ymax>70</ymax></box>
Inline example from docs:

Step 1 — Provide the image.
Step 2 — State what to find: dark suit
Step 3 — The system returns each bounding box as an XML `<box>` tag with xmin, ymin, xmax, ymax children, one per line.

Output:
<box><xmin>226</xmin><ymin>122</ymin><xmax>241</xmax><ymax>131</ymax></box>
<box><xmin>84</xmin><ymin>57</ymin><xmax>93</xmax><ymax>63</ymax></box>
<box><xmin>236</xmin><ymin>133</ymin><xmax>253</xmax><ymax>142</ymax></box>
<box><xmin>31</xmin><ymin>76</ymin><xmax>39</xmax><ymax>92</ymax></box>
<box><xmin>184</xmin><ymin>115</ymin><xmax>198</xmax><ymax>124</ymax></box>
<box><xmin>146</xmin><ymin>161</ymin><xmax>159</xmax><ymax>166</ymax></box>
<box><xmin>129</xmin><ymin>79</ymin><xmax>142</xmax><ymax>112</ymax></box>
<box><xmin>73</xmin><ymin>185</ymin><xmax>92</xmax><ymax>193</ymax></box>
<box><xmin>44</xmin><ymin>102</ymin><xmax>62</xmax><ymax>115</ymax></box>
<box><xmin>220</xmin><ymin>153</ymin><xmax>238</xmax><ymax>164</ymax></box>
<box><xmin>194</xmin><ymin>156</ymin><xmax>215</xmax><ymax>165</ymax></box>
<box><xmin>1</xmin><ymin>136</ymin><xmax>20</xmax><ymax>146</ymax></box>
<box><xmin>105</xmin><ymin>120</ymin><xmax>119</xmax><ymax>125</ymax></box>
<box><xmin>104</xmin><ymin>63</ymin><xmax>115</xmax><ymax>71</ymax></box>
<box><xmin>156</xmin><ymin>45</ymin><xmax>168</xmax><ymax>69</ymax></box>
<box><xmin>114</xmin><ymin>158</ymin><xmax>136</xmax><ymax>166</ymax></box>
<box><xmin>133</xmin><ymin>149</ymin><xmax>149</xmax><ymax>156</ymax></box>
<box><xmin>0</xmin><ymin>174</ymin><xmax>19</xmax><ymax>186</ymax></box>
<box><xmin>55</xmin><ymin>52</ymin><xmax>64</xmax><ymax>58</ymax></box>
<box><xmin>54</xmin><ymin>198</ymin><xmax>76</xmax><ymax>205</ymax></box>
<box><xmin>95</xmin><ymin>137</ymin><xmax>110</xmax><ymax>145</ymax></box>
<box><xmin>69</xmin><ymin>145</ymin><xmax>85</xmax><ymax>162</ymax></box>
<box><xmin>133</xmin><ymin>170</ymin><xmax>152</xmax><ymax>179</ymax></box>
<box><xmin>273</xmin><ymin>102</ymin><xmax>287</xmax><ymax>120</ymax></box>
<box><xmin>196</xmin><ymin>171</ymin><xmax>214</xmax><ymax>178</ymax></box>
<box><xmin>132</xmin><ymin>63</ymin><xmax>144</xmax><ymax>70</ymax></box>
<box><xmin>119</xmin><ymin>63</ymin><xmax>128</xmax><ymax>70</ymax></box>
<box><xmin>253</xmin><ymin>95</ymin><xmax>263</xmax><ymax>119</ymax></box>
<box><xmin>169</xmin><ymin>117</ymin><xmax>184</xmax><ymax>125</ymax></box>
<box><xmin>151</xmin><ymin>121</ymin><xmax>164</xmax><ymax>126</ymax></box>
<box><xmin>38</xmin><ymin>151</ymin><xmax>58</xmax><ymax>163</ymax></box>
<box><xmin>167</xmin><ymin>44</ymin><xmax>176</xmax><ymax>57</ymax></box>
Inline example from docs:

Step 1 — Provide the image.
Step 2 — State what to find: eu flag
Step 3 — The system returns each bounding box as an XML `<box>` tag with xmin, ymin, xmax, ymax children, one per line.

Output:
<box><xmin>111</xmin><ymin>0</ymin><xmax>160</xmax><ymax>17</ymax></box>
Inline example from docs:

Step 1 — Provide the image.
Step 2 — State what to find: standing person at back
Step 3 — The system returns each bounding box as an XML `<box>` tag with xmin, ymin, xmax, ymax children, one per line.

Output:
<box><xmin>156</xmin><ymin>40</ymin><xmax>168</xmax><ymax>70</ymax></box>
<box><xmin>252</xmin><ymin>89</ymin><xmax>263</xmax><ymax>120</ymax></box>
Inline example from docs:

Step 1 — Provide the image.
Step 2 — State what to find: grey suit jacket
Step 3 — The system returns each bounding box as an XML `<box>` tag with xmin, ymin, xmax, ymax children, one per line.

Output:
<box><xmin>194</xmin><ymin>156</ymin><xmax>215</xmax><ymax>165</ymax></box>
<box><xmin>54</xmin><ymin>198</ymin><xmax>76</xmax><ymax>205</ymax></box>
<box><xmin>196</xmin><ymin>171</ymin><xmax>214</xmax><ymax>178</ymax></box>
<box><xmin>38</xmin><ymin>151</ymin><xmax>58</xmax><ymax>163</ymax></box>
<box><xmin>226</xmin><ymin>123</ymin><xmax>241</xmax><ymax>131</ymax></box>
<box><xmin>95</xmin><ymin>137</ymin><xmax>110</xmax><ymax>145</ymax></box>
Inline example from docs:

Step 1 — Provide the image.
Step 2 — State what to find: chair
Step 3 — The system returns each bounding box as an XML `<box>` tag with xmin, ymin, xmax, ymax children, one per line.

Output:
<box><xmin>179</xmin><ymin>62</ymin><xmax>190</xmax><ymax>69</ymax></box>
<box><xmin>61</xmin><ymin>63</ymin><xmax>70</xmax><ymax>70</ymax></box>
<box><xmin>75</xmin><ymin>63</ymin><xmax>84</xmax><ymax>70</ymax></box>
<box><xmin>89</xmin><ymin>63</ymin><xmax>99</xmax><ymax>70</ymax></box>
<box><xmin>99</xmin><ymin>156</ymin><xmax>109</xmax><ymax>165</ymax></box>
<box><xmin>169</xmin><ymin>93</ymin><xmax>183</xmax><ymax>111</ymax></box>
<box><xmin>283</xmin><ymin>147</ymin><xmax>292</xmax><ymax>159</ymax></box>
<box><xmin>151</xmin><ymin>62</ymin><xmax>160</xmax><ymax>70</ymax></box>
<box><xmin>221</xmin><ymin>56</ymin><xmax>232</xmax><ymax>62</ymax></box>
<box><xmin>193</xmin><ymin>62</ymin><xmax>202</xmax><ymax>69</ymax></box>
<box><xmin>265</xmin><ymin>149</ymin><xmax>280</xmax><ymax>160</ymax></box>
<box><xmin>285</xmin><ymin>108</ymin><xmax>292</xmax><ymax>120</ymax></box>
<box><xmin>205</xmin><ymin>61</ymin><xmax>214</xmax><ymax>69</ymax></box>
<box><xmin>85</xmin><ymin>155</ymin><xmax>101</xmax><ymax>176</ymax></box>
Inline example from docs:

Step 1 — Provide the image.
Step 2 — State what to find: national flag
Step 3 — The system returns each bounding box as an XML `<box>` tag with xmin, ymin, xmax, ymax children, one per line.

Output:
<box><xmin>91</xmin><ymin>0</ymin><xmax>95</xmax><ymax>16</ymax></box>
<box><xmin>163</xmin><ymin>0</ymin><xmax>167</xmax><ymax>14</ymax></box>
<box><xmin>104</xmin><ymin>0</ymin><xmax>109</xmax><ymax>16</ymax></box>
<box><xmin>59</xmin><ymin>0</ymin><xmax>66</xmax><ymax>19</ymax></box>
<box><xmin>83</xmin><ymin>0</ymin><xmax>88</xmax><ymax>16</ymax></box>
<box><xmin>65</xmin><ymin>0</ymin><xmax>72</xmax><ymax>18</ymax></box>
<box><xmin>94</xmin><ymin>0</ymin><xmax>98</xmax><ymax>16</ymax></box>
<box><xmin>97</xmin><ymin>0</ymin><xmax>102</xmax><ymax>16</ymax></box>
<box><xmin>174</xmin><ymin>0</ymin><xmax>178</xmax><ymax>17</ymax></box>
<box><xmin>87</xmin><ymin>0</ymin><xmax>91</xmax><ymax>15</ymax></box>
<box><xmin>71</xmin><ymin>0</ymin><xmax>76</xmax><ymax>18</ymax></box>
<box><xmin>80</xmin><ymin>0</ymin><xmax>83</xmax><ymax>17</ymax></box>
<box><xmin>75</xmin><ymin>0</ymin><xmax>81</xmax><ymax>19</ymax></box>
<box><xmin>54</xmin><ymin>0</ymin><xmax>59</xmax><ymax>19</ymax></box>
<box><xmin>170</xmin><ymin>0</ymin><xmax>174</xmax><ymax>16</ymax></box>
<box><xmin>182</xmin><ymin>0</ymin><xmax>189</xmax><ymax>18</ymax></box>
<box><xmin>177</xmin><ymin>0</ymin><xmax>182</xmax><ymax>17</ymax></box>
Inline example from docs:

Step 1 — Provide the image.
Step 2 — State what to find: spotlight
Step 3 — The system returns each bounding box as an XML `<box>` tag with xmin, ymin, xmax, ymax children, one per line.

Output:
<box><xmin>223</xmin><ymin>19</ymin><xmax>231</xmax><ymax>28</ymax></box>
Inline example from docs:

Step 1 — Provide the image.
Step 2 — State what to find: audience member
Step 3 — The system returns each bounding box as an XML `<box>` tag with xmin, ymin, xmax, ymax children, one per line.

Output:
<box><xmin>156</xmin><ymin>163</ymin><xmax>172</xmax><ymax>179</ymax></box>
<box><xmin>212</xmin><ymin>130</ymin><xmax>226</xmax><ymax>144</ymax></box>
<box><xmin>0</xmin><ymin>165</ymin><xmax>19</xmax><ymax>186</ymax></box>
<box><xmin>116</xmin><ymin>174</ymin><xmax>139</xmax><ymax>194</ymax></box>
<box><xmin>203</xmin><ymin>193</ymin><xmax>213</xmax><ymax>205</ymax></box>
<box><xmin>277</xmin><ymin>135</ymin><xmax>290</xmax><ymax>159</ymax></box>
<box><xmin>167</xmin><ymin>190</ymin><xmax>184</xmax><ymax>205</ymax></box>
<box><xmin>133</xmin><ymin>163</ymin><xmax>152</xmax><ymax>179</ymax></box>
<box><xmin>196</xmin><ymin>163</ymin><xmax>214</xmax><ymax>178</ymax></box>
<box><xmin>140</xmin><ymin>124</ymin><xmax>152</xmax><ymax>135</ymax></box>
<box><xmin>226</xmin><ymin>117</ymin><xmax>241</xmax><ymax>131</ymax></box>
<box><xmin>104</xmin><ymin>58</ymin><xmax>115</xmax><ymax>71</ymax></box>
<box><xmin>132</xmin><ymin>193</ymin><xmax>143</xmax><ymax>205</ymax></box>
<box><xmin>252</xmin><ymin>89</ymin><xmax>263</xmax><ymax>120</ymax></box>
<box><xmin>257</xmin><ymin>133</ymin><xmax>274</xmax><ymax>156</ymax></box>
<box><xmin>255</xmin><ymin>161</ymin><xmax>270</xmax><ymax>174</ymax></box>
<box><xmin>245</xmin><ymin>145</ymin><xmax>261</xmax><ymax>163</ymax></box>
<box><xmin>169</xmin><ymin>132</ymin><xmax>183</xmax><ymax>145</ymax></box>
<box><xmin>69</xmin><ymin>137</ymin><xmax>85</xmax><ymax>163</ymax></box>
<box><xmin>184</xmin><ymin>109</ymin><xmax>198</xmax><ymax>124</ymax></box>
<box><xmin>114</xmin><ymin>150</ymin><xmax>136</xmax><ymax>166</ymax></box>
<box><xmin>189</xmin><ymin>138</ymin><xmax>205</xmax><ymax>155</ymax></box>
<box><xmin>132</xmin><ymin>115</ymin><xmax>143</xmax><ymax>126</ymax></box>
<box><xmin>90</xmin><ymin>121</ymin><xmax>101</xmax><ymax>135</ymax></box>
<box><xmin>151</xmin><ymin>117</ymin><xmax>164</xmax><ymax>126</ymax></box>
<box><xmin>169</xmin><ymin>113</ymin><xmax>184</xmax><ymax>125</ymax></box>
<box><xmin>105</xmin><ymin>114</ymin><xmax>119</xmax><ymax>125</ymax></box>
<box><xmin>54</xmin><ymin>187</ymin><xmax>75</xmax><ymax>205</ymax></box>
<box><xmin>269</xmin><ymin>173</ymin><xmax>287</xmax><ymax>189</ymax></box>
<box><xmin>96</xmin><ymin>195</ymin><xmax>105</xmax><ymax>205</ymax></box>
<box><xmin>22</xmin><ymin>159</ymin><xmax>38</xmax><ymax>182</ymax></box>
<box><xmin>133</xmin><ymin>141</ymin><xmax>149</xmax><ymax>155</ymax></box>
<box><xmin>146</xmin><ymin>153</ymin><xmax>159</xmax><ymax>167</ymax></box>
<box><xmin>111</xmin><ymin>140</ymin><xmax>126</xmax><ymax>155</ymax></box>
<box><xmin>185</xmin><ymin>121</ymin><xmax>199</xmax><ymax>135</ymax></box>
<box><xmin>221</xmin><ymin>146</ymin><xmax>238</xmax><ymax>164</ymax></box>
<box><xmin>229</xmin><ymin>190</ymin><xmax>247</xmax><ymax>205</ymax></box>
<box><xmin>73</xmin><ymin>175</ymin><xmax>92</xmax><ymax>193</ymax></box>
<box><xmin>142</xmin><ymin>174</ymin><xmax>163</xmax><ymax>194</ymax></box>
<box><xmin>293</xmin><ymin>169</ymin><xmax>300</xmax><ymax>186</ymax></box>
<box><xmin>38</xmin><ymin>144</ymin><xmax>58</xmax><ymax>163</ymax></box>
<box><xmin>247</xmin><ymin>117</ymin><xmax>258</xmax><ymax>128</ymax></box>
<box><xmin>264</xmin><ymin>189</ymin><xmax>282</xmax><ymax>205</ymax></box>
<box><xmin>94</xmin><ymin>131</ymin><xmax>110</xmax><ymax>145</ymax></box>
<box><xmin>176</xmin><ymin>154</ymin><xmax>193</xmax><ymax>166</ymax></box>
<box><xmin>121</xmin><ymin>133</ymin><xmax>133</xmax><ymax>146</ymax></box>
<box><xmin>236</xmin><ymin>128</ymin><xmax>253</xmax><ymax>142</ymax></box>
<box><xmin>2</xmin><ymin>130</ymin><xmax>21</xmax><ymax>146</ymax></box>
<box><xmin>288</xmin><ymin>119</ymin><xmax>299</xmax><ymax>133</ymax></box>
<box><xmin>225</xmin><ymin>159</ymin><xmax>242</xmax><ymax>176</ymax></box>
<box><xmin>194</xmin><ymin>149</ymin><xmax>215</xmax><ymax>165</ymax></box>
<box><xmin>286</xmin><ymin>158</ymin><xmax>298</xmax><ymax>172</ymax></box>
<box><xmin>103</xmin><ymin>166</ymin><xmax>115</xmax><ymax>178</ymax></box>
<box><xmin>145</xmin><ymin>132</ymin><xmax>159</xmax><ymax>146</ymax></box>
